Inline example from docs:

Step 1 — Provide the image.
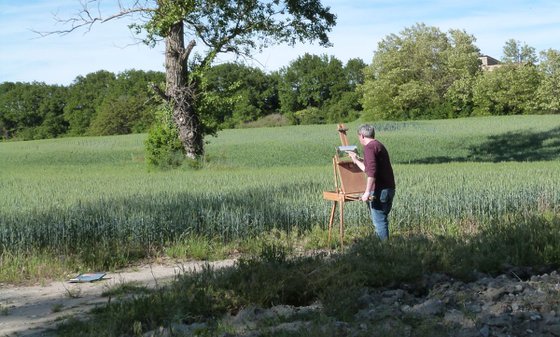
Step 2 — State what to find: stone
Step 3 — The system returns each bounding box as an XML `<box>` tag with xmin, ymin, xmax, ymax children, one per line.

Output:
<box><xmin>479</xmin><ymin>324</ymin><xmax>490</xmax><ymax>337</ymax></box>
<box><xmin>410</xmin><ymin>298</ymin><xmax>444</xmax><ymax>316</ymax></box>
<box><xmin>444</xmin><ymin>309</ymin><xmax>475</xmax><ymax>328</ymax></box>
<box><xmin>484</xmin><ymin>286</ymin><xmax>507</xmax><ymax>301</ymax></box>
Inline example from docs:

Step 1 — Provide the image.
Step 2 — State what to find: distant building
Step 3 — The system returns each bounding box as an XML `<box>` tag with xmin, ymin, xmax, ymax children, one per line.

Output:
<box><xmin>479</xmin><ymin>55</ymin><xmax>501</xmax><ymax>71</ymax></box>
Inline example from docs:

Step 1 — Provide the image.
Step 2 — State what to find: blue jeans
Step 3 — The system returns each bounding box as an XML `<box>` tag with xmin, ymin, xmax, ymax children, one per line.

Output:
<box><xmin>369</xmin><ymin>188</ymin><xmax>395</xmax><ymax>240</ymax></box>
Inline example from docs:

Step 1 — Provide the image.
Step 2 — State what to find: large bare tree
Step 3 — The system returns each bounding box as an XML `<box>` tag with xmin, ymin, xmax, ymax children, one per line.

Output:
<box><xmin>41</xmin><ymin>0</ymin><xmax>336</xmax><ymax>158</ymax></box>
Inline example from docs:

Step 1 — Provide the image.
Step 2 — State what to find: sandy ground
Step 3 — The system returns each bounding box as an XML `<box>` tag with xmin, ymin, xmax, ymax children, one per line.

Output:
<box><xmin>0</xmin><ymin>259</ymin><xmax>236</xmax><ymax>337</ymax></box>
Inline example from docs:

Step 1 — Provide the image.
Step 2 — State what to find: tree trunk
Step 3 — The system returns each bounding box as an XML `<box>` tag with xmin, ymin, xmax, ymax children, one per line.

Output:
<box><xmin>165</xmin><ymin>21</ymin><xmax>203</xmax><ymax>159</ymax></box>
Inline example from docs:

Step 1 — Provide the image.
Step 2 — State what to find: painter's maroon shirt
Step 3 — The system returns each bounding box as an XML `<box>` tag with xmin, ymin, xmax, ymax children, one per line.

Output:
<box><xmin>363</xmin><ymin>139</ymin><xmax>395</xmax><ymax>190</ymax></box>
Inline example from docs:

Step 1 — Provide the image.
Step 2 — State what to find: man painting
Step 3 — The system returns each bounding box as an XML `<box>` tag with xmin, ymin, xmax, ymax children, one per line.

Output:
<box><xmin>347</xmin><ymin>124</ymin><xmax>396</xmax><ymax>240</ymax></box>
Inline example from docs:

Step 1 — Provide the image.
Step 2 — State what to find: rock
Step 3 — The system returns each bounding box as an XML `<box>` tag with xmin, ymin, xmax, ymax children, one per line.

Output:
<box><xmin>381</xmin><ymin>288</ymin><xmax>406</xmax><ymax>300</ymax></box>
<box><xmin>530</xmin><ymin>312</ymin><xmax>543</xmax><ymax>321</ymax></box>
<box><xmin>144</xmin><ymin>267</ymin><xmax>560</xmax><ymax>337</ymax></box>
<box><xmin>268</xmin><ymin>321</ymin><xmax>310</xmax><ymax>334</ymax></box>
<box><xmin>143</xmin><ymin>322</ymin><xmax>205</xmax><ymax>337</ymax></box>
<box><xmin>466</xmin><ymin>303</ymin><xmax>482</xmax><ymax>314</ymax></box>
<box><xmin>545</xmin><ymin>323</ymin><xmax>560</xmax><ymax>336</ymax></box>
<box><xmin>484</xmin><ymin>314</ymin><xmax>511</xmax><ymax>327</ymax></box>
<box><xmin>269</xmin><ymin>304</ymin><xmax>296</xmax><ymax>318</ymax></box>
<box><xmin>409</xmin><ymin>298</ymin><xmax>444</xmax><ymax>316</ymax></box>
<box><xmin>356</xmin><ymin>292</ymin><xmax>375</xmax><ymax>308</ymax></box>
<box><xmin>484</xmin><ymin>286</ymin><xmax>507</xmax><ymax>301</ymax></box>
<box><xmin>444</xmin><ymin>309</ymin><xmax>475</xmax><ymax>328</ymax></box>
<box><xmin>479</xmin><ymin>324</ymin><xmax>490</xmax><ymax>337</ymax></box>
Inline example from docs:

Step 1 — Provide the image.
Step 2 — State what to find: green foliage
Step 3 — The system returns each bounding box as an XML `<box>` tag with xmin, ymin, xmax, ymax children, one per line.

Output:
<box><xmin>502</xmin><ymin>39</ymin><xmax>538</xmax><ymax>64</ymax></box>
<box><xmin>291</xmin><ymin>107</ymin><xmax>324</xmax><ymax>125</ymax></box>
<box><xmin>63</xmin><ymin>69</ymin><xmax>163</xmax><ymax>137</ymax></box>
<box><xmin>360</xmin><ymin>23</ymin><xmax>480</xmax><ymax>120</ymax></box>
<box><xmin>0</xmin><ymin>250</ymin><xmax>72</xmax><ymax>284</ymax></box>
<box><xmin>137</xmin><ymin>0</ymin><xmax>336</xmax><ymax>53</ymax></box>
<box><xmin>144</xmin><ymin>104</ymin><xmax>185</xmax><ymax>169</ymax></box>
<box><xmin>473</xmin><ymin>63</ymin><xmax>542</xmax><ymax>115</ymax></box>
<box><xmin>89</xmin><ymin>70</ymin><xmax>164</xmax><ymax>135</ymax></box>
<box><xmin>90</xmin><ymin>95</ymin><xmax>144</xmax><ymax>135</ymax></box>
<box><xmin>324</xmin><ymin>91</ymin><xmax>362</xmax><ymax>123</ymax></box>
<box><xmin>535</xmin><ymin>49</ymin><xmax>560</xmax><ymax>113</ymax></box>
<box><xmin>279</xmin><ymin>54</ymin><xmax>351</xmax><ymax>119</ymax></box>
<box><xmin>202</xmin><ymin>63</ymin><xmax>280</xmax><ymax>129</ymax></box>
<box><xmin>165</xmin><ymin>234</ymin><xmax>232</xmax><ymax>260</ymax></box>
<box><xmin>4</xmin><ymin>22</ymin><xmax>560</xmax><ymax>144</ymax></box>
<box><xmin>0</xmin><ymin>81</ymin><xmax>68</xmax><ymax>140</ymax></box>
<box><xmin>444</xmin><ymin>75</ymin><xmax>476</xmax><ymax>117</ymax></box>
<box><xmin>139</xmin><ymin>0</ymin><xmax>195</xmax><ymax>44</ymax></box>
<box><xmin>239</xmin><ymin>113</ymin><xmax>291</xmax><ymax>128</ymax></box>
<box><xmin>344</xmin><ymin>58</ymin><xmax>367</xmax><ymax>90</ymax></box>
<box><xmin>0</xmin><ymin>70</ymin><xmax>163</xmax><ymax>141</ymax></box>
<box><xmin>64</xmin><ymin>70</ymin><xmax>117</xmax><ymax>135</ymax></box>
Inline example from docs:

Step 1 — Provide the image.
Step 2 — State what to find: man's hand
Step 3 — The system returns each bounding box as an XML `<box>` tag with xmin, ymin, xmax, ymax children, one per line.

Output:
<box><xmin>346</xmin><ymin>151</ymin><xmax>358</xmax><ymax>161</ymax></box>
<box><xmin>361</xmin><ymin>192</ymin><xmax>370</xmax><ymax>202</ymax></box>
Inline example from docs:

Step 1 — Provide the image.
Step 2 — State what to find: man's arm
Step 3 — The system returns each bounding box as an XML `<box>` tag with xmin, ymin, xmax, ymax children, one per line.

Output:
<box><xmin>347</xmin><ymin>151</ymin><xmax>365</xmax><ymax>171</ymax></box>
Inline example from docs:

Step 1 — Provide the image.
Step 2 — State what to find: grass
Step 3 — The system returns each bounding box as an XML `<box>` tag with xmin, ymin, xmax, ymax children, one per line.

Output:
<box><xmin>0</xmin><ymin>115</ymin><xmax>559</xmax><ymax>284</ymax></box>
<box><xmin>54</xmin><ymin>211</ymin><xmax>560</xmax><ymax>336</ymax></box>
<box><xmin>2</xmin><ymin>115</ymin><xmax>560</xmax><ymax>335</ymax></box>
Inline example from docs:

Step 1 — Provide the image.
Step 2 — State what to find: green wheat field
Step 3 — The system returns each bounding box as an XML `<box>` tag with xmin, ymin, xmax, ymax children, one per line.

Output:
<box><xmin>1</xmin><ymin>115</ymin><xmax>559</xmax><ymax>282</ymax></box>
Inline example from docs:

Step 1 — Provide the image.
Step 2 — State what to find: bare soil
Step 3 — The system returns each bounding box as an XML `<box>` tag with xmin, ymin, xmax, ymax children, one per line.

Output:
<box><xmin>0</xmin><ymin>259</ymin><xmax>236</xmax><ymax>337</ymax></box>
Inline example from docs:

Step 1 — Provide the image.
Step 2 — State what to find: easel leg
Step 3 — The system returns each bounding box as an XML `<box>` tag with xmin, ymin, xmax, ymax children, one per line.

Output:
<box><xmin>339</xmin><ymin>199</ymin><xmax>344</xmax><ymax>250</ymax></box>
<box><xmin>328</xmin><ymin>201</ymin><xmax>337</xmax><ymax>244</ymax></box>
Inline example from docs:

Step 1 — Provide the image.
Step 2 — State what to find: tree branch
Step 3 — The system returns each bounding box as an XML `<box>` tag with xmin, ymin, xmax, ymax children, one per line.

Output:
<box><xmin>33</xmin><ymin>0</ymin><xmax>156</xmax><ymax>37</ymax></box>
<box><xmin>150</xmin><ymin>83</ymin><xmax>168</xmax><ymax>101</ymax></box>
<box><xmin>182</xmin><ymin>40</ymin><xmax>196</xmax><ymax>64</ymax></box>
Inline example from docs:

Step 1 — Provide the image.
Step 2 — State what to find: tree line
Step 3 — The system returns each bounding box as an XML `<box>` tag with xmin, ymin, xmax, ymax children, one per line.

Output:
<box><xmin>0</xmin><ymin>70</ymin><xmax>165</xmax><ymax>140</ymax></box>
<box><xmin>2</xmin><ymin>23</ymin><xmax>559</xmax><ymax>142</ymax></box>
<box><xmin>0</xmin><ymin>55</ymin><xmax>365</xmax><ymax>141</ymax></box>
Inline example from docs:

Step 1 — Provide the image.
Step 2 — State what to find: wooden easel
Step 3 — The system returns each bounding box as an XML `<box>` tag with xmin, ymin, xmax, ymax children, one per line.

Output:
<box><xmin>322</xmin><ymin>124</ymin><xmax>366</xmax><ymax>249</ymax></box>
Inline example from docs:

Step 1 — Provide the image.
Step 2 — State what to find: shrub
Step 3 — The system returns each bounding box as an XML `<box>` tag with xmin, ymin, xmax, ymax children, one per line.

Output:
<box><xmin>239</xmin><ymin>113</ymin><xmax>291</xmax><ymax>128</ymax></box>
<box><xmin>144</xmin><ymin>105</ymin><xmax>185</xmax><ymax>169</ymax></box>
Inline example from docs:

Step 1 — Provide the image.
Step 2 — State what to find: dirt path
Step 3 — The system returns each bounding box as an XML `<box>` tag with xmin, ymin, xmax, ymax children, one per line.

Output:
<box><xmin>0</xmin><ymin>259</ymin><xmax>236</xmax><ymax>337</ymax></box>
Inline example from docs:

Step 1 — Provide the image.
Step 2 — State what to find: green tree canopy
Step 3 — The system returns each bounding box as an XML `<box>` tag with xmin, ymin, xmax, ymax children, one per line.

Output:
<box><xmin>360</xmin><ymin>23</ymin><xmax>480</xmax><ymax>120</ymax></box>
<box><xmin>344</xmin><ymin>58</ymin><xmax>367</xmax><ymax>90</ymax></box>
<box><xmin>535</xmin><ymin>49</ymin><xmax>560</xmax><ymax>113</ymax></box>
<box><xmin>202</xmin><ymin>63</ymin><xmax>279</xmax><ymax>129</ymax></box>
<box><xmin>89</xmin><ymin>70</ymin><xmax>164</xmax><ymax>135</ymax></box>
<box><xmin>502</xmin><ymin>39</ymin><xmax>538</xmax><ymax>64</ymax></box>
<box><xmin>0</xmin><ymin>82</ymin><xmax>67</xmax><ymax>140</ymax></box>
<box><xmin>473</xmin><ymin>63</ymin><xmax>541</xmax><ymax>115</ymax></box>
<box><xmin>63</xmin><ymin>70</ymin><xmax>116</xmax><ymax>136</ymax></box>
<box><xmin>278</xmin><ymin>53</ymin><xmax>349</xmax><ymax>123</ymax></box>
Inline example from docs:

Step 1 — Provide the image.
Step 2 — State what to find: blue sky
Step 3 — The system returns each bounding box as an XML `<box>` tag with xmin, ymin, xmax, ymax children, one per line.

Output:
<box><xmin>1</xmin><ymin>0</ymin><xmax>559</xmax><ymax>85</ymax></box>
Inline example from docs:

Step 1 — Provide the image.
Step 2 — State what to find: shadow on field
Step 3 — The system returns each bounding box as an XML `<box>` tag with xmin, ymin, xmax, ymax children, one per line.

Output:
<box><xmin>468</xmin><ymin>126</ymin><xmax>560</xmax><ymax>162</ymax></box>
<box><xmin>333</xmin><ymin>212</ymin><xmax>560</xmax><ymax>291</ymax></box>
<box><xmin>411</xmin><ymin>126</ymin><xmax>560</xmax><ymax>164</ymax></box>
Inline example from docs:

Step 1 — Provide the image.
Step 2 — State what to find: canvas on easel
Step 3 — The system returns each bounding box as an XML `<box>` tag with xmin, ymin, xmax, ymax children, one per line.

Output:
<box><xmin>323</xmin><ymin>124</ymin><xmax>366</xmax><ymax>249</ymax></box>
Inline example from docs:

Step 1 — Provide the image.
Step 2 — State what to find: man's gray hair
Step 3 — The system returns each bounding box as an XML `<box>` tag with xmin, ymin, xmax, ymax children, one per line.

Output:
<box><xmin>358</xmin><ymin>124</ymin><xmax>375</xmax><ymax>138</ymax></box>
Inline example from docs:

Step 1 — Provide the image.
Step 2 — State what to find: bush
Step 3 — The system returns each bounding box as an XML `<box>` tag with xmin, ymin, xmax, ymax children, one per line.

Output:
<box><xmin>292</xmin><ymin>107</ymin><xmax>325</xmax><ymax>125</ymax></box>
<box><xmin>239</xmin><ymin>113</ymin><xmax>292</xmax><ymax>128</ymax></box>
<box><xmin>144</xmin><ymin>105</ymin><xmax>185</xmax><ymax>169</ymax></box>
